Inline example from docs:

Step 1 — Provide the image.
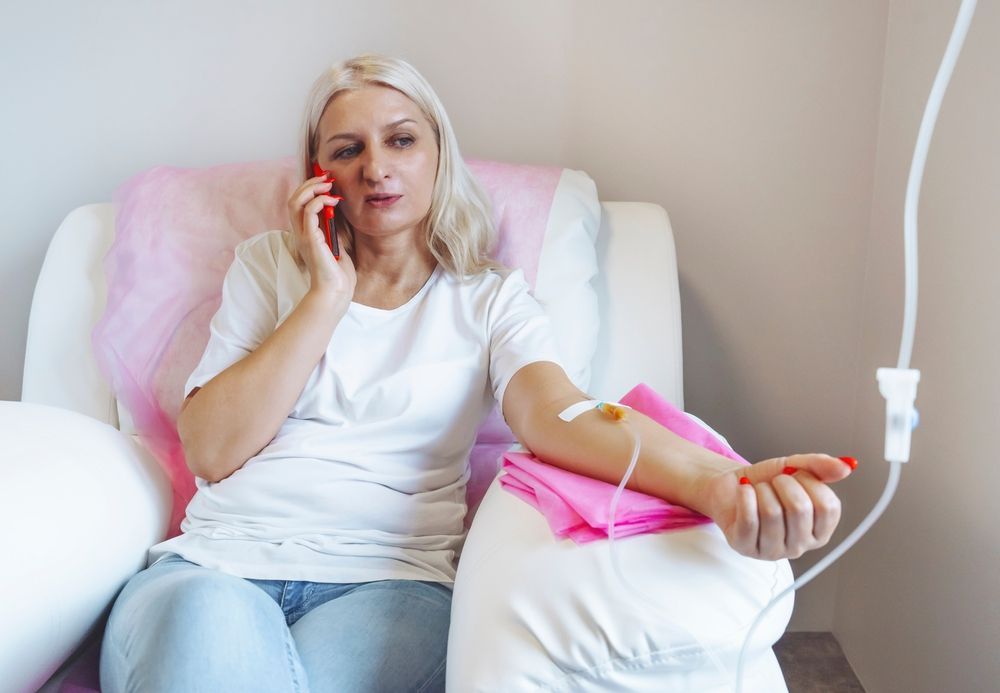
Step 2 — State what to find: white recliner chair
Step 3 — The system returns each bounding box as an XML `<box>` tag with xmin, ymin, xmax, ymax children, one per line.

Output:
<box><xmin>3</xmin><ymin>197</ymin><xmax>794</xmax><ymax>692</ymax></box>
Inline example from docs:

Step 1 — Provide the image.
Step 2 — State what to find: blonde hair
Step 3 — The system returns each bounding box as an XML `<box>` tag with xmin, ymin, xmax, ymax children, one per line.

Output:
<box><xmin>297</xmin><ymin>54</ymin><xmax>501</xmax><ymax>277</ymax></box>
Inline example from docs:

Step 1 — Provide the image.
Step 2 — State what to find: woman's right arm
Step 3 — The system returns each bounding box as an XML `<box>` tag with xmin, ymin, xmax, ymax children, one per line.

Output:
<box><xmin>177</xmin><ymin>173</ymin><xmax>352</xmax><ymax>483</ymax></box>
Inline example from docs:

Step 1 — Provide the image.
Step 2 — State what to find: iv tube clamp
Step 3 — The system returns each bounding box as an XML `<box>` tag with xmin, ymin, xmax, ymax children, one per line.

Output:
<box><xmin>876</xmin><ymin>368</ymin><xmax>921</xmax><ymax>463</ymax></box>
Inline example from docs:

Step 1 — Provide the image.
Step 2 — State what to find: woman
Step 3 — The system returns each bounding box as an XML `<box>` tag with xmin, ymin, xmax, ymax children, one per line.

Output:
<box><xmin>101</xmin><ymin>54</ymin><xmax>851</xmax><ymax>693</ymax></box>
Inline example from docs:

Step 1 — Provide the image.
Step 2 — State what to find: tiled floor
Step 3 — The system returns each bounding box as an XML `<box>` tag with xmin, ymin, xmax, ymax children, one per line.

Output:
<box><xmin>774</xmin><ymin>632</ymin><xmax>865</xmax><ymax>692</ymax></box>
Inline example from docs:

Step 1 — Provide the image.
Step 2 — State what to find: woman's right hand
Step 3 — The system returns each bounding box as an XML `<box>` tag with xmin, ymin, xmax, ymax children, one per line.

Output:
<box><xmin>287</xmin><ymin>174</ymin><xmax>356</xmax><ymax>307</ymax></box>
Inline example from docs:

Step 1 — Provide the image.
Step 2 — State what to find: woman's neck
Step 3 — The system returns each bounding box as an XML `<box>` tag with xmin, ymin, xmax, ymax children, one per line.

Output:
<box><xmin>351</xmin><ymin>231</ymin><xmax>438</xmax><ymax>308</ymax></box>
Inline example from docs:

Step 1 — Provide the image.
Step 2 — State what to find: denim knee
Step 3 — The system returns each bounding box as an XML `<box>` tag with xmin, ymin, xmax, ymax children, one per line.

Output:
<box><xmin>100</xmin><ymin>556</ymin><xmax>308</xmax><ymax>693</ymax></box>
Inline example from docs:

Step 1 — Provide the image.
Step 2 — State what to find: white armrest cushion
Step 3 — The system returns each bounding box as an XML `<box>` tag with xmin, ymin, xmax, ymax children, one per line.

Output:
<box><xmin>0</xmin><ymin>402</ymin><xmax>171</xmax><ymax>693</ymax></box>
<box><xmin>449</xmin><ymin>477</ymin><xmax>794</xmax><ymax>692</ymax></box>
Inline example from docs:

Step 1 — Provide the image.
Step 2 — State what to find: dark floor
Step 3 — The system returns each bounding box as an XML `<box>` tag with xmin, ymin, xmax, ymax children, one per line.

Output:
<box><xmin>41</xmin><ymin>627</ymin><xmax>863</xmax><ymax>692</ymax></box>
<box><xmin>774</xmin><ymin>632</ymin><xmax>865</xmax><ymax>692</ymax></box>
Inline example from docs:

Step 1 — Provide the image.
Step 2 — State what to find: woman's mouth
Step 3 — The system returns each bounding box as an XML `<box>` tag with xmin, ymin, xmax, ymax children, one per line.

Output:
<box><xmin>365</xmin><ymin>195</ymin><xmax>402</xmax><ymax>208</ymax></box>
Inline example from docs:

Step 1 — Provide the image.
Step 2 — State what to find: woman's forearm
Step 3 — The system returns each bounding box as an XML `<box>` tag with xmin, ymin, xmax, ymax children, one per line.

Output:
<box><xmin>503</xmin><ymin>362</ymin><xmax>742</xmax><ymax>517</ymax></box>
<box><xmin>178</xmin><ymin>290</ymin><xmax>346</xmax><ymax>483</ymax></box>
<box><xmin>505</xmin><ymin>367</ymin><xmax>848</xmax><ymax>559</ymax></box>
<box><xmin>514</xmin><ymin>391</ymin><xmax>744</xmax><ymax>517</ymax></box>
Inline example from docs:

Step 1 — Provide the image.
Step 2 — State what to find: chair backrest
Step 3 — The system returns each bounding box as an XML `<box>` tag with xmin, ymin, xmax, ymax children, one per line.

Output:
<box><xmin>21</xmin><ymin>201</ymin><xmax>683</xmax><ymax>424</ymax></box>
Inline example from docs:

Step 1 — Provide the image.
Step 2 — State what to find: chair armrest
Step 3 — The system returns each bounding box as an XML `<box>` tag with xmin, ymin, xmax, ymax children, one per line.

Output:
<box><xmin>0</xmin><ymin>401</ymin><xmax>171</xmax><ymax>692</ymax></box>
<box><xmin>450</xmin><ymin>477</ymin><xmax>794</xmax><ymax>692</ymax></box>
<box><xmin>590</xmin><ymin>202</ymin><xmax>684</xmax><ymax>407</ymax></box>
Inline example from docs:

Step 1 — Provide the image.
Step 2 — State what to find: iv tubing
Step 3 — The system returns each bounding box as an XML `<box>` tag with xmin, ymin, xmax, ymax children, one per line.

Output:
<box><xmin>607</xmin><ymin>421</ymin><xmax>732</xmax><ymax>680</ymax></box>
<box><xmin>733</xmin><ymin>0</ymin><xmax>977</xmax><ymax>689</ymax></box>
<box><xmin>732</xmin><ymin>461</ymin><xmax>901</xmax><ymax>692</ymax></box>
<box><xmin>602</xmin><ymin>3</ymin><xmax>975</xmax><ymax>687</ymax></box>
<box><xmin>901</xmin><ymin>0</ymin><xmax>977</xmax><ymax>369</ymax></box>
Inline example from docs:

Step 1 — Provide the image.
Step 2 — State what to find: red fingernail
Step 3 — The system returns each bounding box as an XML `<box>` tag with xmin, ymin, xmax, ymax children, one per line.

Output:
<box><xmin>839</xmin><ymin>456</ymin><xmax>858</xmax><ymax>470</ymax></box>
<box><xmin>739</xmin><ymin>476</ymin><xmax>751</xmax><ymax>485</ymax></box>
<box><xmin>782</xmin><ymin>466</ymin><xmax>797</xmax><ymax>475</ymax></box>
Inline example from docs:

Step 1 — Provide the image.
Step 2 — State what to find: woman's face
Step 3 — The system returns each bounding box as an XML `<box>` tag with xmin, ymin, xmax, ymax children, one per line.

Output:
<box><xmin>315</xmin><ymin>85</ymin><xmax>439</xmax><ymax>244</ymax></box>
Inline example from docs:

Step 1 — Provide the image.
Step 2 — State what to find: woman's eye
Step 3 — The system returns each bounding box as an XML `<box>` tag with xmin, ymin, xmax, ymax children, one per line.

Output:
<box><xmin>393</xmin><ymin>135</ymin><xmax>415</xmax><ymax>147</ymax></box>
<box><xmin>334</xmin><ymin>145</ymin><xmax>359</xmax><ymax>159</ymax></box>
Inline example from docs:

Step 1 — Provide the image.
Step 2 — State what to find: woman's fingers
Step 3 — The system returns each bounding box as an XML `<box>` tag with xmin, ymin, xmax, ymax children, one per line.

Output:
<box><xmin>778</xmin><ymin>453</ymin><xmax>854</xmax><ymax>484</ymax></box>
<box><xmin>739</xmin><ymin>471</ymin><xmax>842</xmax><ymax>560</ymax></box>
<box><xmin>301</xmin><ymin>191</ymin><xmax>340</xmax><ymax>221</ymax></box>
<box><xmin>795</xmin><ymin>472</ymin><xmax>842</xmax><ymax>545</ymax></box>
<box><xmin>300</xmin><ymin>197</ymin><xmax>341</xmax><ymax>254</ymax></box>
<box><xmin>299</xmin><ymin>187</ymin><xmax>337</xmax><ymax>224</ymax></box>
<box><xmin>289</xmin><ymin>178</ymin><xmax>332</xmax><ymax>214</ymax></box>
<box><xmin>732</xmin><ymin>481</ymin><xmax>759</xmax><ymax>555</ymax></box>
<box><xmin>772</xmin><ymin>473</ymin><xmax>815</xmax><ymax>558</ymax></box>
<box><xmin>754</xmin><ymin>482</ymin><xmax>785</xmax><ymax>559</ymax></box>
<box><xmin>288</xmin><ymin>178</ymin><xmax>336</xmax><ymax>237</ymax></box>
<box><xmin>722</xmin><ymin>454</ymin><xmax>849</xmax><ymax>560</ymax></box>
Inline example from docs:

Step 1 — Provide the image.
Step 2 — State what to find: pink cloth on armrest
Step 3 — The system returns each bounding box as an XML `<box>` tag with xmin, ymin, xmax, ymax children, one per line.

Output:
<box><xmin>499</xmin><ymin>383</ymin><xmax>749</xmax><ymax>544</ymax></box>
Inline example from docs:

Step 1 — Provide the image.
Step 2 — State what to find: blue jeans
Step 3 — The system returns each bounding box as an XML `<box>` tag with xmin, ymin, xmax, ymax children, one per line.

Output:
<box><xmin>100</xmin><ymin>553</ymin><xmax>451</xmax><ymax>692</ymax></box>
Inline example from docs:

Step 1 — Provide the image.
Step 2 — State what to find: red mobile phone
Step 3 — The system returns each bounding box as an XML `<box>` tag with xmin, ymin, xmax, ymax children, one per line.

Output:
<box><xmin>311</xmin><ymin>162</ymin><xmax>340</xmax><ymax>260</ymax></box>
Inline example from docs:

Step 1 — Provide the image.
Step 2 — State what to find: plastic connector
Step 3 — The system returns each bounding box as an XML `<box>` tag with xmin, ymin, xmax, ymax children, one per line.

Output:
<box><xmin>876</xmin><ymin>368</ymin><xmax>921</xmax><ymax>462</ymax></box>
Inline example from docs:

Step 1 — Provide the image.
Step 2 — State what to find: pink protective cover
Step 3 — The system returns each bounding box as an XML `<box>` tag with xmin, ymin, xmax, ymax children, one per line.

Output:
<box><xmin>499</xmin><ymin>383</ymin><xmax>750</xmax><ymax>544</ymax></box>
<box><xmin>92</xmin><ymin>156</ymin><xmax>562</xmax><ymax>538</ymax></box>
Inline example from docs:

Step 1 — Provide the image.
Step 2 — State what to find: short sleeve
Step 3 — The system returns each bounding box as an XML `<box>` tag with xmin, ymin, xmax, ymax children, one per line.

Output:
<box><xmin>488</xmin><ymin>269</ymin><xmax>566</xmax><ymax>408</ymax></box>
<box><xmin>183</xmin><ymin>236</ymin><xmax>279</xmax><ymax>399</ymax></box>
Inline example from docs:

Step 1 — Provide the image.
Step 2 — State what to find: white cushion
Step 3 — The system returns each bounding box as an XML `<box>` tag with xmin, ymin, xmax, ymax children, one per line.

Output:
<box><xmin>448</xmin><ymin>477</ymin><xmax>794</xmax><ymax>692</ymax></box>
<box><xmin>0</xmin><ymin>402</ymin><xmax>171</xmax><ymax>693</ymax></box>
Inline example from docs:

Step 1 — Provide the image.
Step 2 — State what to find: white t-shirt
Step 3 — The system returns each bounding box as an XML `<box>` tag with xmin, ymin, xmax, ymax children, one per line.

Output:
<box><xmin>147</xmin><ymin>230</ymin><xmax>563</xmax><ymax>584</ymax></box>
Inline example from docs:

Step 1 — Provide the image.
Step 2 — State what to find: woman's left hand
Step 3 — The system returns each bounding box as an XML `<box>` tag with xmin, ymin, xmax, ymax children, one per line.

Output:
<box><xmin>702</xmin><ymin>454</ymin><xmax>854</xmax><ymax>560</ymax></box>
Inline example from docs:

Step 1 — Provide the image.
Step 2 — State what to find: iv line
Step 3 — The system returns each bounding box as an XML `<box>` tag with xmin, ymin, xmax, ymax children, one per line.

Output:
<box><xmin>733</xmin><ymin>1</ymin><xmax>978</xmax><ymax>690</ymax></box>
<box><xmin>569</xmin><ymin>3</ymin><xmax>976</xmax><ymax>688</ymax></box>
<box><xmin>606</xmin><ymin>416</ymin><xmax>733</xmax><ymax>680</ymax></box>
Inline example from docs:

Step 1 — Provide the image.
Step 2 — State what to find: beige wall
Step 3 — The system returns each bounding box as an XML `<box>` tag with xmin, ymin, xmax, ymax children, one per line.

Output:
<box><xmin>3</xmin><ymin>0</ymin><xmax>894</xmax><ymax>634</ymax></box>
<box><xmin>834</xmin><ymin>1</ymin><xmax>1000</xmax><ymax>691</ymax></box>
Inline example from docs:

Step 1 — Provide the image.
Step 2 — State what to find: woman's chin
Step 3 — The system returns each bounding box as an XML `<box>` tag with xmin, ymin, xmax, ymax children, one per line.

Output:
<box><xmin>348</xmin><ymin>212</ymin><xmax>429</xmax><ymax>241</ymax></box>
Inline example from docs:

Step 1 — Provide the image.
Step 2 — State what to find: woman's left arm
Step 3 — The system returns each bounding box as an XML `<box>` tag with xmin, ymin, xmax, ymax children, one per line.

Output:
<box><xmin>502</xmin><ymin>361</ymin><xmax>851</xmax><ymax>560</ymax></box>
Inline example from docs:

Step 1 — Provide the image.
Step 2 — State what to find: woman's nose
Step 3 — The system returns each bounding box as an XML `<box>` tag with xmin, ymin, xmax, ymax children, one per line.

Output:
<box><xmin>361</xmin><ymin>147</ymin><xmax>390</xmax><ymax>183</ymax></box>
